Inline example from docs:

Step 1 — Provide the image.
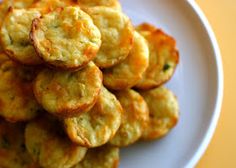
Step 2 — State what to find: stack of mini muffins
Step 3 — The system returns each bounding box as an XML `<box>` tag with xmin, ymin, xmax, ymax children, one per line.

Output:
<box><xmin>0</xmin><ymin>0</ymin><xmax>180</xmax><ymax>168</ymax></box>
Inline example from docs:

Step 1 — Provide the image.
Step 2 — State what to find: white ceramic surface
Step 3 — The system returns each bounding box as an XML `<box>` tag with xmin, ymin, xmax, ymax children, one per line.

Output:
<box><xmin>119</xmin><ymin>0</ymin><xmax>223</xmax><ymax>168</ymax></box>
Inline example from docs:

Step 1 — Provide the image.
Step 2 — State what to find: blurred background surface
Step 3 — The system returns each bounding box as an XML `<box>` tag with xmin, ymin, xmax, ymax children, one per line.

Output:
<box><xmin>196</xmin><ymin>0</ymin><xmax>236</xmax><ymax>167</ymax></box>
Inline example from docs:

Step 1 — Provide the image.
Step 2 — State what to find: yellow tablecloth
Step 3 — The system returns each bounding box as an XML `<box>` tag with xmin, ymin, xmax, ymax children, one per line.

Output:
<box><xmin>196</xmin><ymin>0</ymin><xmax>236</xmax><ymax>167</ymax></box>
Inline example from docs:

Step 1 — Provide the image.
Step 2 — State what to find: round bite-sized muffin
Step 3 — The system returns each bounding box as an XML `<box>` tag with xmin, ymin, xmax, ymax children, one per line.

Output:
<box><xmin>33</xmin><ymin>62</ymin><xmax>102</xmax><ymax>118</ymax></box>
<box><xmin>0</xmin><ymin>120</ymin><xmax>39</xmax><ymax>168</ymax></box>
<box><xmin>0</xmin><ymin>8</ymin><xmax>42</xmax><ymax>65</ymax></box>
<box><xmin>139</xmin><ymin>87</ymin><xmax>179</xmax><ymax>140</ymax></box>
<box><xmin>30</xmin><ymin>0</ymin><xmax>77</xmax><ymax>13</ymax></box>
<box><xmin>135</xmin><ymin>23</ymin><xmax>179</xmax><ymax>90</ymax></box>
<box><xmin>0</xmin><ymin>0</ymin><xmax>36</xmax><ymax>53</ymax></box>
<box><xmin>73</xmin><ymin>145</ymin><xmax>119</xmax><ymax>168</ymax></box>
<box><xmin>0</xmin><ymin>52</ymin><xmax>9</xmax><ymax>64</ymax></box>
<box><xmin>25</xmin><ymin>116</ymin><xmax>87</xmax><ymax>168</ymax></box>
<box><xmin>103</xmin><ymin>31</ymin><xmax>149</xmax><ymax>90</ymax></box>
<box><xmin>110</xmin><ymin>89</ymin><xmax>149</xmax><ymax>147</ymax></box>
<box><xmin>30</xmin><ymin>6</ymin><xmax>101</xmax><ymax>70</ymax></box>
<box><xmin>64</xmin><ymin>87</ymin><xmax>122</xmax><ymax>148</ymax></box>
<box><xmin>0</xmin><ymin>60</ymin><xmax>41</xmax><ymax>122</ymax></box>
<box><xmin>86</xmin><ymin>6</ymin><xmax>134</xmax><ymax>68</ymax></box>
<box><xmin>76</xmin><ymin>0</ymin><xmax>121</xmax><ymax>10</ymax></box>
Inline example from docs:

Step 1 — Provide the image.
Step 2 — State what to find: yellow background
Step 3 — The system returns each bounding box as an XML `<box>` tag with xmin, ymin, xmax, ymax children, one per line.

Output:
<box><xmin>196</xmin><ymin>0</ymin><xmax>236</xmax><ymax>167</ymax></box>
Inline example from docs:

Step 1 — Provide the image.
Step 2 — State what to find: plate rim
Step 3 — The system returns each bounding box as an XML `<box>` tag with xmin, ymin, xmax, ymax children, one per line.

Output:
<box><xmin>185</xmin><ymin>0</ymin><xmax>224</xmax><ymax>167</ymax></box>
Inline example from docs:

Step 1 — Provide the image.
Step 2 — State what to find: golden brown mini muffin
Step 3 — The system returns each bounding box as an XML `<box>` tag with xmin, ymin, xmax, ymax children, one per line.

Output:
<box><xmin>64</xmin><ymin>87</ymin><xmax>122</xmax><ymax>148</ymax></box>
<box><xmin>86</xmin><ymin>6</ymin><xmax>134</xmax><ymax>68</ymax></box>
<box><xmin>0</xmin><ymin>8</ymin><xmax>42</xmax><ymax>65</ymax></box>
<box><xmin>77</xmin><ymin>0</ymin><xmax>121</xmax><ymax>10</ymax></box>
<box><xmin>0</xmin><ymin>0</ymin><xmax>35</xmax><ymax>13</ymax></box>
<box><xmin>33</xmin><ymin>62</ymin><xmax>102</xmax><ymax>118</ymax></box>
<box><xmin>140</xmin><ymin>87</ymin><xmax>179</xmax><ymax>140</ymax></box>
<box><xmin>103</xmin><ymin>31</ymin><xmax>149</xmax><ymax>90</ymax></box>
<box><xmin>25</xmin><ymin>116</ymin><xmax>87</xmax><ymax>168</ymax></box>
<box><xmin>0</xmin><ymin>120</ymin><xmax>39</xmax><ymax>168</ymax></box>
<box><xmin>73</xmin><ymin>145</ymin><xmax>119</xmax><ymax>168</ymax></box>
<box><xmin>0</xmin><ymin>0</ymin><xmax>37</xmax><ymax>52</ymax></box>
<box><xmin>135</xmin><ymin>23</ymin><xmax>179</xmax><ymax>90</ymax></box>
<box><xmin>30</xmin><ymin>6</ymin><xmax>101</xmax><ymax>70</ymax></box>
<box><xmin>0</xmin><ymin>52</ymin><xmax>9</xmax><ymax>64</ymax></box>
<box><xmin>110</xmin><ymin>89</ymin><xmax>149</xmax><ymax>147</ymax></box>
<box><xmin>0</xmin><ymin>60</ymin><xmax>41</xmax><ymax>122</ymax></box>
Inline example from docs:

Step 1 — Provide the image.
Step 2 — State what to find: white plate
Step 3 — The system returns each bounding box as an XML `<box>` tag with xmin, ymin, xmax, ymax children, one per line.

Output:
<box><xmin>119</xmin><ymin>0</ymin><xmax>223</xmax><ymax>168</ymax></box>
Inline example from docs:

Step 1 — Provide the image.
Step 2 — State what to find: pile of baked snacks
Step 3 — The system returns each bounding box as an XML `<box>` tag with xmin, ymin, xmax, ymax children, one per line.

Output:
<box><xmin>0</xmin><ymin>0</ymin><xmax>180</xmax><ymax>167</ymax></box>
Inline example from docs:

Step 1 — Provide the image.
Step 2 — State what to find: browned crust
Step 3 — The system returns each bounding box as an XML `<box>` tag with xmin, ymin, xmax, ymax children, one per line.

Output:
<box><xmin>136</xmin><ymin>22</ymin><xmax>156</xmax><ymax>32</ymax></box>
<box><xmin>25</xmin><ymin>115</ymin><xmax>86</xmax><ymax>168</ymax></box>
<box><xmin>141</xmin><ymin>116</ymin><xmax>179</xmax><ymax>141</ymax></box>
<box><xmin>104</xmin><ymin>77</ymin><xmax>139</xmax><ymax>91</ymax></box>
<box><xmin>139</xmin><ymin>87</ymin><xmax>179</xmax><ymax>141</ymax></box>
<box><xmin>113</xmin><ymin>159</ymin><xmax>120</xmax><ymax>168</ymax></box>
<box><xmin>63</xmin><ymin>87</ymin><xmax>122</xmax><ymax>148</ymax></box>
<box><xmin>30</xmin><ymin>0</ymin><xmax>78</xmax><ymax>13</ymax></box>
<box><xmin>134</xmin><ymin>63</ymin><xmax>179</xmax><ymax>90</ymax></box>
<box><xmin>0</xmin><ymin>61</ymin><xmax>41</xmax><ymax>122</ymax></box>
<box><xmin>0</xmin><ymin>7</ymin><xmax>43</xmax><ymax>66</ymax></box>
<box><xmin>94</xmin><ymin>17</ymin><xmax>134</xmax><ymax>69</ymax></box>
<box><xmin>105</xmin><ymin>22</ymin><xmax>134</xmax><ymax>69</ymax></box>
<box><xmin>33</xmin><ymin>67</ymin><xmax>103</xmax><ymax>118</ymax></box>
<box><xmin>30</xmin><ymin>14</ymin><xmax>98</xmax><ymax>71</ymax></box>
<box><xmin>135</xmin><ymin>27</ymin><xmax>180</xmax><ymax>90</ymax></box>
<box><xmin>3</xmin><ymin>49</ymin><xmax>43</xmax><ymax>66</ymax></box>
<box><xmin>53</xmin><ymin>88</ymin><xmax>101</xmax><ymax>118</ymax></box>
<box><xmin>0</xmin><ymin>7</ymin><xmax>14</xmax><ymax>59</ymax></box>
<box><xmin>137</xmin><ymin>50</ymin><xmax>179</xmax><ymax>90</ymax></box>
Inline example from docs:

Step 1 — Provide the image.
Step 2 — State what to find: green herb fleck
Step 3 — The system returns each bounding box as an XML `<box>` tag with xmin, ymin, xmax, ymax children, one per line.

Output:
<box><xmin>163</xmin><ymin>64</ymin><xmax>171</xmax><ymax>72</ymax></box>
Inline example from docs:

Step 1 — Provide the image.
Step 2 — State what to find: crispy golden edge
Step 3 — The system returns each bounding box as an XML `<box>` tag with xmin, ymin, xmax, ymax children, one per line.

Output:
<box><xmin>31</xmin><ymin>17</ymin><xmax>91</xmax><ymax>71</ymax></box>
<box><xmin>96</xmin><ymin>20</ymin><xmax>134</xmax><ymax>68</ymax></box>
<box><xmin>30</xmin><ymin>7</ymin><xmax>101</xmax><ymax>70</ymax></box>
<box><xmin>25</xmin><ymin>116</ymin><xmax>87</xmax><ymax>168</ymax></box>
<box><xmin>103</xmin><ymin>31</ymin><xmax>149</xmax><ymax>90</ymax></box>
<box><xmin>64</xmin><ymin>87</ymin><xmax>122</xmax><ymax>148</ymax></box>
<box><xmin>0</xmin><ymin>7</ymin><xmax>42</xmax><ymax>65</ymax></box>
<box><xmin>136</xmin><ymin>23</ymin><xmax>156</xmax><ymax>32</ymax></box>
<box><xmin>33</xmin><ymin>63</ymin><xmax>103</xmax><ymax>118</ymax></box>
<box><xmin>0</xmin><ymin>61</ymin><xmax>41</xmax><ymax>122</ymax></box>
<box><xmin>109</xmin><ymin>89</ymin><xmax>149</xmax><ymax>147</ymax></box>
<box><xmin>135</xmin><ymin>23</ymin><xmax>179</xmax><ymax>90</ymax></box>
<box><xmin>85</xmin><ymin>6</ymin><xmax>134</xmax><ymax>68</ymax></box>
<box><xmin>30</xmin><ymin>0</ymin><xmax>78</xmax><ymax>13</ymax></box>
<box><xmin>73</xmin><ymin>145</ymin><xmax>119</xmax><ymax>168</ymax></box>
<box><xmin>140</xmin><ymin>87</ymin><xmax>179</xmax><ymax>140</ymax></box>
